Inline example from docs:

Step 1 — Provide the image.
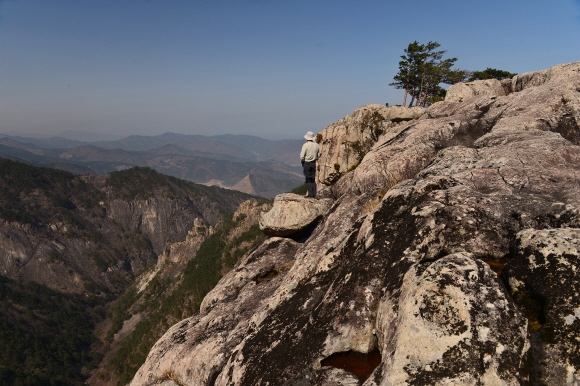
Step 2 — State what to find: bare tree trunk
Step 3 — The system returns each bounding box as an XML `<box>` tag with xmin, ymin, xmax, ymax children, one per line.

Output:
<box><xmin>402</xmin><ymin>68</ymin><xmax>411</xmax><ymax>106</ymax></box>
<box><xmin>421</xmin><ymin>86</ymin><xmax>430</xmax><ymax>106</ymax></box>
<box><xmin>417</xmin><ymin>74</ymin><xmax>425</xmax><ymax>107</ymax></box>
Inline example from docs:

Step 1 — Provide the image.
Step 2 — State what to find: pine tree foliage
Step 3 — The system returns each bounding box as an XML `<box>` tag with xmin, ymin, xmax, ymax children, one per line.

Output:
<box><xmin>467</xmin><ymin>68</ymin><xmax>517</xmax><ymax>81</ymax></box>
<box><xmin>390</xmin><ymin>41</ymin><xmax>467</xmax><ymax>107</ymax></box>
<box><xmin>390</xmin><ymin>42</ymin><xmax>517</xmax><ymax>107</ymax></box>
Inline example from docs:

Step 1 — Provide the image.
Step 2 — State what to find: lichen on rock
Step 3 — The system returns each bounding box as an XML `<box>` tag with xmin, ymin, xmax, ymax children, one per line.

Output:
<box><xmin>377</xmin><ymin>253</ymin><xmax>528</xmax><ymax>385</ymax></box>
<box><xmin>504</xmin><ymin>228</ymin><xmax>580</xmax><ymax>385</ymax></box>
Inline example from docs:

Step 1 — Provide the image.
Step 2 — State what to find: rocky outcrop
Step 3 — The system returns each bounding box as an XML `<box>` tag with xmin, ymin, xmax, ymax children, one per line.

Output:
<box><xmin>445</xmin><ymin>78</ymin><xmax>508</xmax><ymax>102</ymax></box>
<box><xmin>131</xmin><ymin>237</ymin><xmax>300</xmax><ymax>386</ymax></box>
<box><xmin>259</xmin><ymin>193</ymin><xmax>333</xmax><ymax>236</ymax></box>
<box><xmin>316</xmin><ymin>104</ymin><xmax>425</xmax><ymax>187</ymax></box>
<box><xmin>136</xmin><ymin>218</ymin><xmax>213</xmax><ymax>293</ymax></box>
<box><xmin>375</xmin><ymin>253</ymin><xmax>528</xmax><ymax>385</ymax></box>
<box><xmin>89</xmin><ymin>199</ymin><xmax>271</xmax><ymax>385</ymax></box>
<box><xmin>132</xmin><ymin>62</ymin><xmax>580</xmax><ymax>385</ymax></box>
<box><xmin>137</xmin><ymin>198</ymin><xmax>270</xmax><ymax>294</ymax></box>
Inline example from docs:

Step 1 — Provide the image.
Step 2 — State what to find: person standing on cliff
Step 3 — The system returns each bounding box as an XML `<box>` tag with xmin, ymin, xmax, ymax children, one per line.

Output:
<box><xmin>300</xmin><ymin>131</ymin><xmax>320</xmax><ymax>199</ymax></box>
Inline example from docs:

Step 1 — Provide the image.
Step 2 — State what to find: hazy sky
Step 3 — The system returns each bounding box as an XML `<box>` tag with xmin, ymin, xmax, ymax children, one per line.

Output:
<box><xmin>1</xmin><ymin>0</ymin><xmax>579</xmax><ymax>140</ymax></box>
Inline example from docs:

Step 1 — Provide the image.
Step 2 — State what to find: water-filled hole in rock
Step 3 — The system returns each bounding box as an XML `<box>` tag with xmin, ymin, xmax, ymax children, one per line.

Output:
<box><xmin>482</xmin><ymin>257</ymin><xmax>509</xmax><ymax>276</ymax></box>
<box><xmin>320</xmin><ymin>349</ymin><xmax>381</xmax><ymax>383</ymax></box>
<box><xmin>254</xmin><ymin>270</ymin><xmax>278</xmax><ymax>284</ymax></box>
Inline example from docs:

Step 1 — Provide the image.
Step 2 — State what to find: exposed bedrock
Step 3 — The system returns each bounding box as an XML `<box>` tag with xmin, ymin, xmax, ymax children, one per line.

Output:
<box><xmin>445</xmin><ymin>78</ymin><xmax>509</xmax><ymax>103</ymax></box>
<box><xmin>316</xmin><ymin>104</ymin><xmax>425</xmax><ymax>187</ymax></box>
<box><xmin>505</xmin><ymin>228</ymin><xmax>580</xmax><ymax>385</ymax></box>
<box><xmin>132</xmin><ymin>62</ymin><xmax>580</xmax><ymax>385</ymax></box>
<box><xmin>374</xmin><ymin>253</ymin><xmax>528</xmax><ymax>385</ymax></box>
<box><xmin>131</xmin><ymin>237</ymin><xmax>301</xmax><ymax>386</ymax></box>
<box><xmin>108</xmin><ymin>197</ymin><xmax>212</xmax><ymax>254</ymax></box>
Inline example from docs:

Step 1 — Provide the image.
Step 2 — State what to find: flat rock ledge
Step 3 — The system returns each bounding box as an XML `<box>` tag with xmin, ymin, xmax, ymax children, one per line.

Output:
<box><xmin>259</xmin><ymin>193</ymin><xmax>333</xmax><ymax>237</ymax></box>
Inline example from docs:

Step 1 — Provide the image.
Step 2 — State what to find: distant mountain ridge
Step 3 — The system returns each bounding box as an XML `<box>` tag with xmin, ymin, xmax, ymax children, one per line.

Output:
<box><xmin>0</xmin><ymin>132</ymin><xmax>304</xmax><ymax>197</ymax></box>
<box><xmin>1</xmin><ymin>132</ymin><xmax>303</xmax><ymax>163</ymax></box>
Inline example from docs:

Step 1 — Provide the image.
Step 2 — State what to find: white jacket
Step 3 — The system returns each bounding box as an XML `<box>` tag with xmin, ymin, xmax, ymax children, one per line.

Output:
<box><xmin>300</xmin><ymin>141</ymin><xmax>320</xmax><ymax>163</ymax></box>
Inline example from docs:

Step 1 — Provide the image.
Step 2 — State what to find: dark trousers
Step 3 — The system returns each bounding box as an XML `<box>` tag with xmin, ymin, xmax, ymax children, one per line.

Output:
<box><xmin>303</xmin><ymin>161</ymin><xmax>317</xmax><ymax>198</ymax></box>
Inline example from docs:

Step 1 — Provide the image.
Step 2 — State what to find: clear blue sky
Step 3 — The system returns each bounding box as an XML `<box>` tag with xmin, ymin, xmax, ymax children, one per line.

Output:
<box><xmin>1</xmin><ymin>0</ymin><xmax>579</xmax><ymax>140</ymax></box>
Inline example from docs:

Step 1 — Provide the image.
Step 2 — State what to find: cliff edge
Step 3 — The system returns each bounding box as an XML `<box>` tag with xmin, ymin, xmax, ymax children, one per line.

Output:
<box><xmin>132</xmin><ymin>62</ymin><xmax>580</xmax><ymax>385</ymax></box>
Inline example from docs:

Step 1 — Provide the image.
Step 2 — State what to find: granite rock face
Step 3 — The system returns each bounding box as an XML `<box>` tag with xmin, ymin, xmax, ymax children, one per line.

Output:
<box><xmin>88</xmin><ymin>199</ymin><xmax>270</xmax><ymax>386</ymax></box>
<box><xmin>131</xmin><ymin>237</ymin><xmax>300</xmax><ymax>386</ymax></box>
<box><xmin>316</xmin><ymin>104</ymin><xmax>425</xmax><ymax>187</ymax></box>
<box><xmin>259</xmin><ymin>193</ymin><xmax>333</xmax><ymax>237</ymax></box>
<box><xmin>108</xmin><ymin>198</ymin><xmax>203</xmax><ymax>255</ymax></box>
<box><xmin>0</xmin><ymin>196</ymin><xmax>214</xmax><ymax>293</ymax></box>
<box><xmin>132</xmin><ymin>62</ymin><xmax>580</xmax><ymax>385</ymax></box>
<box><xmin>505</xmin><ymin>228</ymin><xmax>580</xmax><ymax>385</ymax></box>
<box><xmin>0</xmin><ymin>223</ymin><xmax>112</xmax><ymax>293</ymax></box>
<box><xmin>375</xmin><ymin>253</ymin><xmax>528</xmax><ymax>385</ymax></box>
<box><xmin>445</xmin><ymin>78</ymin><xmax>508</xmax><ymax>102</ymax></box>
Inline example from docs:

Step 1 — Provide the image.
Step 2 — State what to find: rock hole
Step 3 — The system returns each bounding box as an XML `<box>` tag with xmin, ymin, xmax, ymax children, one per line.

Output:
<box><xmin>482</xmin><ymin>257</ymin><xmax>509</xmax><ymax>276</ymax></box>
<box><xmin>289</xmin><ymin>221</ymin><xmax>319</xmax><ymax>243</ymax></box>
<box><xmin>320</xmin><ymin>349</ymin><xmax>381</xmax><ymax>383</ymax></box>
<box><xmin>254</xmin><ymin>270</ymin><xmax>279</xmax><ymax>284</ymax></box>
<box><xmin>207</xmin><ymin>369</ymin><xmax>220</xmax><ymax>386</ymax></box>
<box><xmin>515</xmin><ymin>290</ymin><xmax>547</xmax><ymax>333</ymax></box>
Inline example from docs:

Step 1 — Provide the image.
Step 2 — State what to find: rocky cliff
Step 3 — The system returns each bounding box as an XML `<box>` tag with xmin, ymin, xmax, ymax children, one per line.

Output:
<box><xmin>91</xmin><ymin>199</ymin><xmax>270</xmax><ymax>386</ymax></box>
<box><xmin>0</xmin><ymin>164</ymin><xmax>254</xmax><ymax>294</ymax></box>
<box><xmin>316</xmin><ymin>104</ymin><xmax>425</xmax><ymax>186</ymax></box>
<box><xmin>132</xmin><ymin>62</ymin><xmax>580</xmax><ymax>385</ymax></box>
<box><xmin>0</xmin><ymin>161</ymin><xmax>262</xmax><ymax>384</ymax></box>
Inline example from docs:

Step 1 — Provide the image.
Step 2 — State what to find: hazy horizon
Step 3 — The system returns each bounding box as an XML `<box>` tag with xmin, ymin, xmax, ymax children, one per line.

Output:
<box><xmin>0</xmin><ymin>128</ymin><xmax>304</xmax><ymax>142</ymax></box>
<box><xmin>1</xmin><ymin>0</ymin><xmax>580</xmax><ymax>141</ymax></box>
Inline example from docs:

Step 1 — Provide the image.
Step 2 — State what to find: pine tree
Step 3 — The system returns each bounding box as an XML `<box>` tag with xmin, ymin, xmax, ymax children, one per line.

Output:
<box><xmin>389</xmin><ymin>41</ymin><xmax>426</xmax><ymax>107</ymax></box>
<box><xmin>467</xmin><ymin>68</ymin><xmax>516</xmax><ymax>81</ymax></box>
<box><xmin>390</xmin><ymin>41</ymin><xmax>467</xmax><ymax>107</ymax></box>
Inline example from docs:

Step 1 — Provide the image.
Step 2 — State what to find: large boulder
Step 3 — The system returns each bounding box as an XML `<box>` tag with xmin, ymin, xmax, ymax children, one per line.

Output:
<box><xmin>374</xmin><ymin>253</ymin><xmax>528</xmax><ymax>385</ymax></box>
<box><xmin>259</xmin><ymin>193</ymin><xmax>333</xmax><ymax>237</ymax></box>
<box><xmin>504</xmin><ymin>228</ymin><xmax>580</xmax><ymax>385</ymax></box>
<box><xmin>445</xmin><ymin>78</ymin><xmax>509</xmax><ymax>103</ymax></box>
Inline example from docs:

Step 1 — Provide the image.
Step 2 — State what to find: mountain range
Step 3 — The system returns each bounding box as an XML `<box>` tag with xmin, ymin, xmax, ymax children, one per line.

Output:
<box><xmin>0</xmin><ymin>132</ymin><xmax>304</xmax><ymax>198</ymax></box>
<box><xmin>0</xmin><ymin>159</ymin><xmax>262</xmax><ymax>385</ymax></box>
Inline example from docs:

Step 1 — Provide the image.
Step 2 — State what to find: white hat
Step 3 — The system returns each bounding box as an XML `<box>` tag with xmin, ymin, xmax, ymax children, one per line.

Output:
<box><xmin>304</xmin><ymin>131</ymin><xmax>315</xmax><ymax>141</ymax></box>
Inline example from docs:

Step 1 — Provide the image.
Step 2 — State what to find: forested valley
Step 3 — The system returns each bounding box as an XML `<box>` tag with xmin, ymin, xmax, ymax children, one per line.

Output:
<box><xmin>0</xmin><ymin>158</ymin><xmax>269</xmax><ymax>385</ymax></box>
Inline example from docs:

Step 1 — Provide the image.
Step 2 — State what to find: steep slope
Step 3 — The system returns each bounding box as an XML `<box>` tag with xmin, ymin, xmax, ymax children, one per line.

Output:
<box><xmin>0</xmin><ymin>160</ymin><xmax>258</xmax><ymax>385</ymax></box>
<box><xmin>0</xmin><ymin>161</ymin><xmax>254</xmax><ymax>293</ymax></box>
<box><xmin>132</xmin><ymin>62</ymin><xmax>580</xmax><ymax>385</ymax></box>
<box><xmin>90</xmin><ymin>200</ymin><xmax>270</xmax><ymax>386</ymax></box>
